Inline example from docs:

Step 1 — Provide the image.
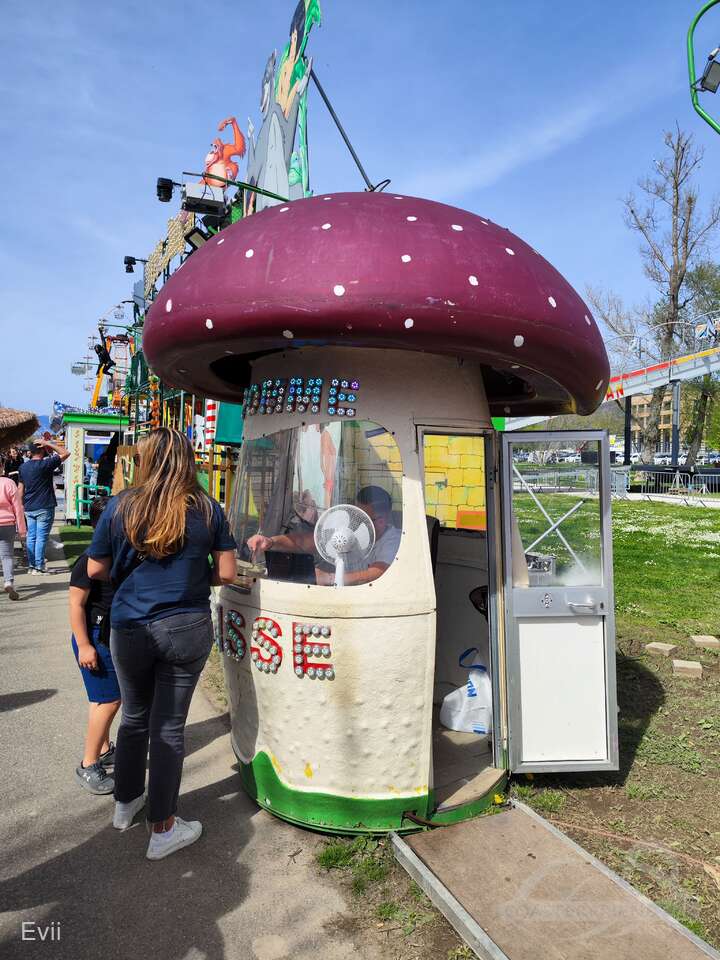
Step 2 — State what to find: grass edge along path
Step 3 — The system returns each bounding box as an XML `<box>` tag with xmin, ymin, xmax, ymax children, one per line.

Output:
<box><xmin>58</xmin><ymin>524</ymin><xmax>93</xmax><ymax>568</ymax></box>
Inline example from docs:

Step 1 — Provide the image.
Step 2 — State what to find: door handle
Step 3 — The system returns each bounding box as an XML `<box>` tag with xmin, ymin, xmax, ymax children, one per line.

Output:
<box><xmin>567</xmin><ymin>601</ymin><xmax>598</xmax><ymax>612</ymax></box>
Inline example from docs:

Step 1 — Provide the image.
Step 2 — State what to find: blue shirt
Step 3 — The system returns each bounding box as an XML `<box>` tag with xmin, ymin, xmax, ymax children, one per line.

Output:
<box><xmin>88</xmin><ymin>493</ymin><xmax>236</xmax><ymax>627</ymax></box>
<box><xmin>18</xmin><ymin>454</ymin><xmax>60</xmax><ymax>512</ymax></box>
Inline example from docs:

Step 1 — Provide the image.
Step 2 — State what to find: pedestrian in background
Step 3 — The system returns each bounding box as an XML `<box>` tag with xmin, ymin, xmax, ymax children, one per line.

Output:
<box><xmin>0</xmin><ymin>460</ymin><xmax>26</xmax><ymax>600</ymax></box>
<box><xmin>87</xmin><ymin>427</ymin><xmax>236</xmax><ymax>860</ymax></box>
<box><xmin>4</xmin><ymin>446</ymin><xmax>24</xmax><ymax>485</ymax></box>
<box><xmin>70</xmin><ymin>496</ymin><xmax>121</xmax><ymax>795</ymax></box>
<box><xmin>18</xmin><ymin>438</ymin><xmax>70</xmax><ymax>574</ymax></box>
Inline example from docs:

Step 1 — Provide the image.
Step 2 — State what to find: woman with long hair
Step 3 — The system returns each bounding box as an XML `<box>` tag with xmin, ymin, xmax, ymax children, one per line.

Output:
<box><xmin>87</xmin><ymin>427</ymin><xmax>236</xmax><ymax>860</ymax></box>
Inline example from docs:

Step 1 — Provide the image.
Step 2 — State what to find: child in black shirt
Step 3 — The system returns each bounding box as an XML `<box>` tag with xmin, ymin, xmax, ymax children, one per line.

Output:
<box><xmin>69</xmin><ymin>497</ymin><xmax>120</xmax><ymax>795</ymax></box>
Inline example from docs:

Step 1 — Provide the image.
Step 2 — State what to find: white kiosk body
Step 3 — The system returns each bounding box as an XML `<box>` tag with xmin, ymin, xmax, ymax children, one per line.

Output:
<box><xmin>218</xmin><ymin>346</ymin><xmax>618</xmax><ymax>833</ymax></box>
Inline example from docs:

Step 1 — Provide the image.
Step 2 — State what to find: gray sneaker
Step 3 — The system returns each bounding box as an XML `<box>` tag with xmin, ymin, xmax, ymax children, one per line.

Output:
<box><xmin>76</xmin><ymin>762</ymin><xmax>115</xmax><ymax>795</ymax></box>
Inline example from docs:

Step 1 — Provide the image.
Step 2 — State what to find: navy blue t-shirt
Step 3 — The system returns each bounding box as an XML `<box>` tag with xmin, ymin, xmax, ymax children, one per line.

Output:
<box><xmin>18</xmin><ymin>454</ymin><xmax>60</xmax><ymax>511</ymax></box>
<box><xmin>87</xmin><ymin>493</ymin><xmax>236</xmax><ymax>627</ymax></box>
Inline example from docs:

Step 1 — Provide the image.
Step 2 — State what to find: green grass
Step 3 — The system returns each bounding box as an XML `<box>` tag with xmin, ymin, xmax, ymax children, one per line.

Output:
<box><xmin>58</xmin><ymin>524</ymin><xmax>93</xmax><ymax>567</ymax></box>
<box><xmin>316</xmin><ymin>836</ymin><xmax>389</xmax><ymax>894</ymax></box>
<box><xmin>510</xmin><ymin>783</ymin><xmax>566</xmax><ymax>813</ymax></box>
<box><xmin>447</xmin><ymin>948</ymin><xmax>474</xmax><ymax>960</ymax></box>
<box><xmin>612</xmin><ymin>501</ymin><xmax>720</xmax><ymax>633</ymax></box>
<box><xmin>657</xmin><ymin>901</ymin><xmax>709</xmax><ymax>940</ymax></box>
<box><xmin>514</xmin><ymin>491</ymin><xmax>601</xmax><ymax>576</ymax></box>
<box><xmin>624</xmin><ymin>781</ymin><xmax>667</xmax><ymax>801</ymax></box>
<box><xmin>635</xmin><ymin>730</ymin><xmax>704</xmax><ymax>773</ymax></box>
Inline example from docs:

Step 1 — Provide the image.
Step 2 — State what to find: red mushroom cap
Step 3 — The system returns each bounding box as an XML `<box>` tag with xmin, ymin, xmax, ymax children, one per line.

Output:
<box><xmin>144</xmin><ymin>192</ymin><xmax>609</xmax><ymax>416</ymax></box>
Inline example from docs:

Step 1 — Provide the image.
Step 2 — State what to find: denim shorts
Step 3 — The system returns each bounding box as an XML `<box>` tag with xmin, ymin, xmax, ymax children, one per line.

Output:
<box><xmin>71</xmin><ymin>625</ymin><xmax>122</xmax><ymax>704</ymax></box>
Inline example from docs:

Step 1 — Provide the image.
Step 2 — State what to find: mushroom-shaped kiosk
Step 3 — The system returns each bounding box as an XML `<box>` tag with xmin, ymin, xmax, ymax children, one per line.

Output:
<box><xmin>145</xmin><ymin>192</ymin><xmax>618</xmax><ymax>832</ymax></box>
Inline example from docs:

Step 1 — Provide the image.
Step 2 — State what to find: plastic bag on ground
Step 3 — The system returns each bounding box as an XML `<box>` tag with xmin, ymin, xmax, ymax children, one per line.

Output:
<box><xmin>439</xmin><ymin>647</ymin><xmax>493</xmax><ymax>737</ymax></box>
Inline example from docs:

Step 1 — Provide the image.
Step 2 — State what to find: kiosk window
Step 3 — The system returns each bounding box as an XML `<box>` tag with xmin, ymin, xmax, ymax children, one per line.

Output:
<box><xmin>509</xmin><ymin>439</ymin><xmax>603</xmax><ymax>586</ymax></box>
<box><xmin>230</xmin><ymin>421</ymin><xmax>403</xmax><ymax>586</ymax></box>
<box><xmin>423</xmin><ymin>434</ymin><xmax>486</xmax><ymax>531</ymax></box>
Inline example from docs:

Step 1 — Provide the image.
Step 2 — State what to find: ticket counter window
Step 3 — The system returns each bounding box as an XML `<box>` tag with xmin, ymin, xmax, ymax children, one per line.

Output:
<box><xmin>230</xmin><ymin>421</ymin><xmax>403</xmax><ymax>586</ymax></box>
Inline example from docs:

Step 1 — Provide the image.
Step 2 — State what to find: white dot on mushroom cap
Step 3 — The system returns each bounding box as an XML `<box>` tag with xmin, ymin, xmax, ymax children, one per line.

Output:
<box><xmin>404</xmin><ymin>318</ymin><xmax>414</xmax><ymax>329</ymax></box>
<box><xmin>514</xmin><ymin>335</ymin><xmax>525</xmax><ymax>348</ymax></box>
<box><xmin>333</xmin><ymin>284</ymin><xmax>346</xmax><ymax>297</ymax></box>
<box><xmin>468</xmin><ymin>275</ymin><xmax>479</xmax><ymax>286</ymax></box>
<box><xmin>548</xmin><ymin>296</ymin><xmax>557</xmax><ymax>308</ymax></box>
<box><xmin>585</xmin><ymin>314</ymin><xmax>592</xmax><ymax>326</ymax></box>
<box><xmin>401</xmin><ymin>254</ymin><xmax>412</xmax><ymax>263</ymax></box>
<box><xmin>205</xmin><ymin>318</ymin><xmax>213</xmax><ymax>329</ymax></box>
<box><xmin>451</xmin><ymin>224</ymin><xmax>463</xmax><ymax>232</ymax></box>
<box><xmin>321</xmin><ymin>223</ymin><xmax>332</xmax><ymax>230</ymax></box>
<box><xmin>217</xmin><ymin>237</ymin><xmax>225</xmax><ymax>245</ymax></box>
<box><xmin>505</xmin><ymin>247</ymin><xmax>515</xmax><ymax>256</ymax></box>
<box><xmin>323</xmin><ymin>196</ymin><xmax>332</xmax><ymax>200</ymax></box>
<box><xmin>283</xmin><ymin>330</ymin><xmax>294</xmax><ymax>339</ymax></box>
<box><xmin>394</xmin><ymin>196</ymin><xmax>403</xmax><ymax>200</ymax></box>
<box><xmin>165</xmin><ymin>299</ymin><xmax>172</xmax><ymax>313</ymax></box>
<box><xmin>245</xmin><ymin>248</ymin><xmax>254</xmax><ymax>258</ymax></box>
<box><xmin>279</xmin><ymin>206</ymin><xmax>289</xmax><ymax>212</ymax></box>
<box><xmin>406</xmin><ymin>216</ymin><xmax>417</xmax><ymax>222</ymax></box>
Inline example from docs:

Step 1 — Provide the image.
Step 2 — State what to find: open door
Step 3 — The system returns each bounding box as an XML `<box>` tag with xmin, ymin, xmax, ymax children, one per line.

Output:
<box><xmin>501</xmin><ymin>431</ymin><xmax>618</xmax><ymax>772</ymax></box>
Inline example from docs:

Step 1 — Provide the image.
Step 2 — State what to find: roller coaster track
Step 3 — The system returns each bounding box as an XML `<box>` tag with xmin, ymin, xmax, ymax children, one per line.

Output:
<box><xmin>506</xmin><ymin>345</ymin><xmax>720</xmax><ymax>431</ymax></box>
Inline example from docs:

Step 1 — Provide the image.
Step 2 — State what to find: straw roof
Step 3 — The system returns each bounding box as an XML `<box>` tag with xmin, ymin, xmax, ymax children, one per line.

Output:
<box><xmin>0</xmin><ymin>408</ymin><xmax>40</xmax><ymax>449</ymax></box>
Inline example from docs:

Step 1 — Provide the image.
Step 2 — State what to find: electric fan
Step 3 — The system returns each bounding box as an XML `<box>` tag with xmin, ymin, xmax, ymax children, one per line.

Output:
<box><xmin>314</xmin><ymin>505</ymin><xmax>376</xmax><ymax>587</ymax></box>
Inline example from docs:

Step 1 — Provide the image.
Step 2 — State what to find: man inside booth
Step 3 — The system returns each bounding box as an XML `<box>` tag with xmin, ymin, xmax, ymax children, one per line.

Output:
<box><xmin>246</xmin><ymin>485</ymin><xmax>401</xmax><ymax>586</ymax></box>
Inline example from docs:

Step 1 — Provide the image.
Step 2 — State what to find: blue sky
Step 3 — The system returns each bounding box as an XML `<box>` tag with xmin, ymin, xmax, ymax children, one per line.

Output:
<box><xmin>1</xmin><ymin>0</ymin><xmax>719</xmax><ymax>414</ymax></box>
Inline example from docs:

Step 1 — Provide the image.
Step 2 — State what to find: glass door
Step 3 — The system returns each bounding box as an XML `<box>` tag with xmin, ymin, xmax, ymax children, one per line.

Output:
<box><xmin>501</xmin><ymin>431</ymin><xmax>618</xmax><ymax>772</ymax></box>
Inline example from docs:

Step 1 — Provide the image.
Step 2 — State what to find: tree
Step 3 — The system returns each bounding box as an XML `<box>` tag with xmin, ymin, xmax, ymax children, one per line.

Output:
<box><xmin>589</xmin><ymin>127</ymin><xmax>720</xmax><ymax>461</ymax></box>
<box><xmin>681</xmin><ymin>261</ymin><xmax>720</xmax><ymax>466</ymax></box>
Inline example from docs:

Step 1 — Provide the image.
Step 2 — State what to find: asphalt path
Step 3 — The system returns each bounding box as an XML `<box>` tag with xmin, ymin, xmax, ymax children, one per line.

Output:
<box><xmin>0</xmin><ymin>535</ymin><xmax>380</xmax><ymax>960</ymax></box>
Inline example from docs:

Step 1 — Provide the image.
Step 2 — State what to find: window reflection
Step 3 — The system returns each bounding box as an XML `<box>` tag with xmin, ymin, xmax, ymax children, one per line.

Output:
<box><xmin>230</xmin><ymin>421</ymin><xmax>403</xmax><ymax>586</ymax></box>
<box><xmin>511</xmin><ymin>441</ymin><xmax>603</xmax><ymax>587</ymax></box>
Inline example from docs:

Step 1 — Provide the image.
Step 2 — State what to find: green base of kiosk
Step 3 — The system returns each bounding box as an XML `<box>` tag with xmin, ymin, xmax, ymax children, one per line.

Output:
<box><xmin>235</xmin><ymin>748</ymin><xmax>508</xmax><ymax>835</ymax></box>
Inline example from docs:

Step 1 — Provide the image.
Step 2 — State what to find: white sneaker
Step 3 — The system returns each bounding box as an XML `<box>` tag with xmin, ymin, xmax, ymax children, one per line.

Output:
<box><xmin>113</xmin><ymin>793</ymin><xmax>146</xmax><ymax>830</ymax></box>
<box><xmin>146</xmin><ymin>817</ymin><xmax>202</xmax><ymax>860</ymax></box>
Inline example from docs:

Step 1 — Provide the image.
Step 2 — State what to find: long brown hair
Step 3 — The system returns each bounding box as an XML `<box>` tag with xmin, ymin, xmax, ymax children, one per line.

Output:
<box><xmin>118</xmin><ymin>427</ymin><xmax>212</xmax><ymax>559</ymax></box>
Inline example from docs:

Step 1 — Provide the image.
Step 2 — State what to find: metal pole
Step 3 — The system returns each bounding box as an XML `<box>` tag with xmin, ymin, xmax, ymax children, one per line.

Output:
<box><xmin>688</xmin><ymin>0</ymin><xmax>720</xmax><ymax>135</ymax></box>
<box><xmin>671</xmin><ymin>380</ymin><xmax>681</xmax><ymax>467</ymax></box>
<box><xmin>624</xmin><ymin>396</ymin><xmax>633</xmax><ymax>465</ymax></box>
<box><xmin>309</xmin><ymin>69</ymin><xmax>375</xmax><ymax>191</ymax></box>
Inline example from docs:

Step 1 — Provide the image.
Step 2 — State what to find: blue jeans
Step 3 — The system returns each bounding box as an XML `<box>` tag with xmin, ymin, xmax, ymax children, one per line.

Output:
<box><xmin>25</xmin><ymin>509</ymin><xmax>55</xmax><ymax>570</ymax></box>
<box><xmin>110</xmin><ymin>611</ymin><xmax>214</xmax><ymax>822</ymax></box>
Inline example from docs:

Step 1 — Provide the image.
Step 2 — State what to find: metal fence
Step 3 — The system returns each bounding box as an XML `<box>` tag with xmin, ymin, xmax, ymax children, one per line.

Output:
<box><xmin>512</xmin><ymin>467</ymin><xmax>600</xmax><ymax>494</ymax></box>
<box><xmin>610</xmin><ymin>466</ymin><xmax>720</xmax><ymax>505</ymax></box>
<box><xmin>513</xmin><ymin>465</ymin><xmax>720</xmax><ymax>505</ymax></box>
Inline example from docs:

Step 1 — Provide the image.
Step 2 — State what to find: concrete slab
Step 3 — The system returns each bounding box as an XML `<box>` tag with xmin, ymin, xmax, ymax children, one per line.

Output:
<box><xmin>673</xmin><ymin>659</ymin><xmax>704</xmax><ymax>678</ymax></box>
<box><xmin>644</xmin><ymin>642</ymin><xmax>678</xmax><ymax>657</ymax></box>
<box><xmin>0</xmin><ymin>533</ymin><xmax>383</xmax><ymax>960</ymax></box>
<box><xmin>394</xmin><ymin>804</ymin><xmax>719</xmax><ymax>960</ymax></box>
<box><xmin>690</xmin><ymin>635</ymin><xmax>720</xmax><ymax>651</ymax></box>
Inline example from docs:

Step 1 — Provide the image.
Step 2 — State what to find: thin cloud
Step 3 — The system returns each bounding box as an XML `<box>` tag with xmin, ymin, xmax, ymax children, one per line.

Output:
<box><xmin>402</xmin><ymin>60</ymin><xmax>680</xmax><ymax>201</ymax></box>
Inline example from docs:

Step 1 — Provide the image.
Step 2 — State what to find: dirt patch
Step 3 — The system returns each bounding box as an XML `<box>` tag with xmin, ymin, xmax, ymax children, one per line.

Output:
<box><xmin>317</xmin><ymin>836</ymin><xmax>470</xmax><ymax>960</ymax></box>
<box><xmin>202</xmin><ymin>644</ymin><xmax>228</xmax><ymax>710</ymax></box>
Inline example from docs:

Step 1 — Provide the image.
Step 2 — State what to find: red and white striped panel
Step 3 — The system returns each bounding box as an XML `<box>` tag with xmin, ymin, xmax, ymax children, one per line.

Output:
<box><xmin>205</xmin><ymin>399</ymin><xmax>217</xmax><ymax>447</ymax></box>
